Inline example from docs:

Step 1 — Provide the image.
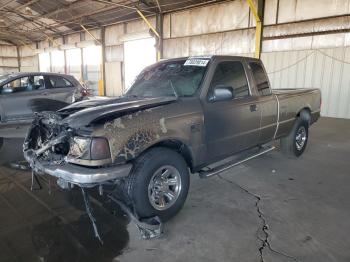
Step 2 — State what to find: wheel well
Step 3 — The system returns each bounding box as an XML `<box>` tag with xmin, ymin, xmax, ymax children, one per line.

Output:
<box><xmin>150</xmin><ymin>140</ymin><xmax>193</xmax><ymax>171</ymax></box>
<box><xmin>297</xmin><ymin>107</ymin><xmax>311</xmax><ymax>124</ymax></box>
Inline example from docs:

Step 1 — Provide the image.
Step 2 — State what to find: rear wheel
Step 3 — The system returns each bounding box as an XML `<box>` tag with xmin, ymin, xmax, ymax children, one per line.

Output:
<box><xmin>280</xmin><ymin>117</ymin><xmax>309</xmax><ymax>157</ymax></box>
<box><xmin>123</xmin><ymin>147</ymin><xmax>190</xmax><ymax>221</ymax></box>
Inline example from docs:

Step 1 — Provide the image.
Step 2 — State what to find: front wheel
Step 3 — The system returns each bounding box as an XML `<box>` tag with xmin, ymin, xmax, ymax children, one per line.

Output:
<box><xmin>124</xmin><ymin>147</ymin><xmax>190</xmax><ymax>221</ymax></box>
<box><xmin>280</xmin><ymin>117</ymin><xmax>309</xmax><ymax>157</ymax></box>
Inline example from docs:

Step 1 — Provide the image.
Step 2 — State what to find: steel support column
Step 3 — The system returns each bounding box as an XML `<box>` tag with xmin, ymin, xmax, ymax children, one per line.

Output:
<box><xmin>16</xmin><ymin>46</ymin><xmax>21</xmax><ymax>72</ymax></box>
<box><xmin>100</xmin><ymin>27</ymin><xmax>106</xmax><ymax>96</ymax></box>
<box><xmin>156</xmin><ymin>13</ymin><xmax>163</xmax><ymax>61</ymax></box>
<box><xmin>136</xmin><ymin>9</ymin><xmax>162</xmax><ymax>61</ymax></box>
<box><xmin>247</xmin><ymin>0</ymin><xmax>264</xmax><ymax>59</ymax></box>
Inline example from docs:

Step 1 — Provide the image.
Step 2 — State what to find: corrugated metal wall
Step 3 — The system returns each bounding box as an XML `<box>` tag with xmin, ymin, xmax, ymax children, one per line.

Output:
<box><xmin>19</xmin><ymin>44</ymin><xmax>39</xmax><ymax>72</ymax></box>
<box><xmin>0</xmin><ymin>44</ymin><xmax>18</xmax><ymax>74</ymax></box>
<box><xmin>28</xmin><ymin>0</ymin><xmax>350</xmax><ymax>119</ymax></box>
<box><xmin>160</xmin><ymin>0</ymin><xmax>350</xmax><ymax>119</ymax></box>
<box><xmin>262</xmin><ymin>47</ymin><xmax>350</xmax><ymax>119</ymax></box>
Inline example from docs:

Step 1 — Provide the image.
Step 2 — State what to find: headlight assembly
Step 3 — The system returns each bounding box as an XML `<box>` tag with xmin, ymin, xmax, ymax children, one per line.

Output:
<box><xmin>67</xmin><ymin>136</ymin><xmax>111</xmax><ymax>166</ymax></box>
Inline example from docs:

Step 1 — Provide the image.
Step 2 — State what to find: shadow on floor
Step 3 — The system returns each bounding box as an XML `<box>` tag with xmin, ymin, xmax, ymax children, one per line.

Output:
<box><xmin>0</xmin><ymin>166</ymin><xmax>130</xmax><ymax>262</ymax></box>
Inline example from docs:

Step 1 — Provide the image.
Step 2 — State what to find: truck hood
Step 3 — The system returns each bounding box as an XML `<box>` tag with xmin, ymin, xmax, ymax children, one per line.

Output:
<box><xmin>59</xmin><ymin>96</ymin><xmax>177</xmax><ymax>128</ymax></box>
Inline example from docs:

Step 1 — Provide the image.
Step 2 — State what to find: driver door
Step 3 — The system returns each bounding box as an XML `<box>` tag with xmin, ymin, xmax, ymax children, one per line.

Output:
<box><xmin>203</xmin><ymin>60</ymin><xmax>261</xmax><ymax>161</ymax></box>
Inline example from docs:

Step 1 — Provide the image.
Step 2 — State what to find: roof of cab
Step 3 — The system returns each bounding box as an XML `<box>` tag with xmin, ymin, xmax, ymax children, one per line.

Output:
<box><xmin>159</xmin><ymin>55</ymin><xmax>261</xmax><ymax>63</ymax></box>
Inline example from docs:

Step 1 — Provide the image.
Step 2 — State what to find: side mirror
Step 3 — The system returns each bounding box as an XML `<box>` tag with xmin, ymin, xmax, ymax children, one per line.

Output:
<box><xmin>208</xmin><ymin>85</ymin><xmax>234</xmax><ymax>102</ymax></box>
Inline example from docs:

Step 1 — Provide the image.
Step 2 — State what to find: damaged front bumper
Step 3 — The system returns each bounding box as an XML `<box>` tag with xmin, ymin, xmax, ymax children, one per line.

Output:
<box><xmin>23</xmin><ymin>112</ymin><xmax>132</xmax><ymax>187</ymax></box>
<box><xmin>24</xmin><ymin>150</ymin><xmax>132</xmax><ymax>186</ymax></box>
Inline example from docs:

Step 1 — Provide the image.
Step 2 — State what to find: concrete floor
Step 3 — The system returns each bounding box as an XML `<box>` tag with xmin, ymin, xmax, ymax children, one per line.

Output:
<box><xmin>0</xmin><ymin>117</ymin><xmax>349</xmax><ymax>262</ymax></box>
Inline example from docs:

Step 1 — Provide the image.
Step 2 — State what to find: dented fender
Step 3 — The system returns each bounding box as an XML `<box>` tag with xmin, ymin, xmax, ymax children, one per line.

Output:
<box><xmin>91</xmin><ymin>98</ymin><xmax>205</xmax><ymax>166</ymax></box>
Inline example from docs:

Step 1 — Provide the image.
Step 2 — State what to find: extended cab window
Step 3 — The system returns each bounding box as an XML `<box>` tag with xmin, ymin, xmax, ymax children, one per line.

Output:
<box><xmin>49</xmin><ymin>76</ymin><xmax>73</xmax><ymax>88</ymax></box>
<box><xmin>209</xmin><ymin>61</ymin><xmax>249</xmax><ymax>99</ymax></box>
<box><xmin>250</xmin><ymin>62</ymin><xmax>271</xmax><ymax>96</ymax></box>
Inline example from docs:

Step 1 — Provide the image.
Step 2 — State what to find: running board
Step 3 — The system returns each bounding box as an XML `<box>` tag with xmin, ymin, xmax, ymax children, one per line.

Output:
<box><xmin>199</xmin><ymin>146</ymin><xmax>276</xmax><ymax>178</ymax></box>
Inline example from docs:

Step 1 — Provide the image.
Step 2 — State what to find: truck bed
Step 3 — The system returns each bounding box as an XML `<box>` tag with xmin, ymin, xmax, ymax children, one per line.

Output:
<box><xmin>272</xmin><ymin>88</ymin><xmax>319</xmax><ymax>96</ymax></box>
<box><xmin>272</xmin><ymin>88</ymin><xmax>321</xmax><ymax>138</ymax></box>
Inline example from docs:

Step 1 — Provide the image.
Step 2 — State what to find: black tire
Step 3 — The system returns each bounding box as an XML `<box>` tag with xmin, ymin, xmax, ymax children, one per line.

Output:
<box><xmin>124</xmin><ymin>147</ymin><xmax>190</xmax><ymax>222</ymax></box>
<box><xmin>280</xmin><ymin>117</ymin><xmax>309</xmax><ymax>158</ymax></box>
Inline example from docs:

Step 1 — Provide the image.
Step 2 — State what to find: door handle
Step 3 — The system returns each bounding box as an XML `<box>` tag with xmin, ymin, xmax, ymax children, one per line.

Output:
<box><xmin>250</xmin><ymin>104</ymin><xmax>258</xmax><ymax>112</ymax></box>
<box><xmin>42</xmin><ymin>92</ymin><xmax>49</xmax><ymax>96</ymax></box>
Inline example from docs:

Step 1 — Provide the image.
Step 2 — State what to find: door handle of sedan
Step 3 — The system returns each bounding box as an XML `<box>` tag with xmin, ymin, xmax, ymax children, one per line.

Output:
<box><xmin>250</xmin><ymin>104</ymin><xmax>258</xmax><ymax>112</ymax></box>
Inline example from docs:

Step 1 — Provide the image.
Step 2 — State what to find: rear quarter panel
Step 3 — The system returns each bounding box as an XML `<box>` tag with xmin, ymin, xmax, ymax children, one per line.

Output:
<box><xmin>274</xmin><ymin>88</ymin><xmax>321</xmax><ymax>138</ymax></box>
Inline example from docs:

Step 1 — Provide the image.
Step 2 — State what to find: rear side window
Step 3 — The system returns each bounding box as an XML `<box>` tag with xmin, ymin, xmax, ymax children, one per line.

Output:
<box><xmin>48</xmin><ymin>76</ymin><xmax>73</xmax><ymax>88</ymax></box>
<box><xmin>1</xmin><ymin>77</ymin><xmax>30</xmax><ymax>94</ymax></box>
<box><xmin>209</xmin><ymin>61</ymin><xmax>250</xmax><ymax>99</ymax></box>
<box><xmin>33</xmin><ymin>75</ymin><xmax>45</xmax><ymax>90</ymax></box>
<box><xmin>249</xmin><ymin>62</ymin><xmax>271</xmax><ymax>96</ymax></box>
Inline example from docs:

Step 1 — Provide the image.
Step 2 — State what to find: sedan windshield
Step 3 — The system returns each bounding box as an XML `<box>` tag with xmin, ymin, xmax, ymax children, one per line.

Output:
<box><xmin>126</xmin><ymin>59</ymin><xmax>209</xmax><ymax>98</ymax></box>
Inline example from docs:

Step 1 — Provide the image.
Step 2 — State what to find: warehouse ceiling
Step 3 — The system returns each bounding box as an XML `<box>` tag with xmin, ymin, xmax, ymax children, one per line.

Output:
<box><xmin>0</xmin><ymin>0</ymin><xmax>222</xmax><ymax>45</ymax></box>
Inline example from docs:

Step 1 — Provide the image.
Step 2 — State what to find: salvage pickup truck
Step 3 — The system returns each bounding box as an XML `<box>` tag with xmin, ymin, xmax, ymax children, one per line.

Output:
<box><xmin>24</xmin><ymin>56</ymin><xmax>321</xmax><ymax>224</ymax></box>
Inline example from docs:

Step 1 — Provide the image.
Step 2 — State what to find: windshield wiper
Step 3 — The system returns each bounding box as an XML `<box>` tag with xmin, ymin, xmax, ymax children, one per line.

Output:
<box><xmin>168</xmin><ymin>80</ymin><xmax>178</xmax><ymax>99</ymax></box>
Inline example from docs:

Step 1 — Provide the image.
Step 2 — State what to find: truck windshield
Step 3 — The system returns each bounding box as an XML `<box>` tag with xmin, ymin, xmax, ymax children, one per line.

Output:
<box><xmin>126</xmin><ymin>59</ymin><xmax>208</xmax><ymax>98</ymax></box>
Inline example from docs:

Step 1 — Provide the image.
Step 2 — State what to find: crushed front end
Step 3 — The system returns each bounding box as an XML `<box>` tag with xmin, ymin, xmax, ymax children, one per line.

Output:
<box><xmin>23</xmin><ymin>112</ymin><xmax>162</xmax><ymax>241</ymax></box>
<box><xmin>23</xmin><ymin>112</ymin><xmax>132</xmax><ymax>189</ymax></box>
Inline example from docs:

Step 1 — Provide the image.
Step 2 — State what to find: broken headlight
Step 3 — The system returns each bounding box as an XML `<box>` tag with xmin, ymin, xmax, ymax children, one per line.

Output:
<box><xmin>67</xmin><ymin>136</ymin><xmax>111</xmax><ymax>166</ymax></box>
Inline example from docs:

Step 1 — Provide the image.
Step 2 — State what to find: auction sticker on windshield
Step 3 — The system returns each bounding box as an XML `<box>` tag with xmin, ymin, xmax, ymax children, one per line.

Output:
<box><xmin>184</xmin><ymin>58</ymin><xmax>210</xmax><ymax>67</ymax></box>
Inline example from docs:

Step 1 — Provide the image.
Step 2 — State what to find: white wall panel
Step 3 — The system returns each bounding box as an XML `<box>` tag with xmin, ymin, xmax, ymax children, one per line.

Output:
<box><xmin>67</xmin><ymin>33</ymin><xmax>81</xmax><ymax>44</ymax></box>
<box><xmin>20</xmin><ymin>56</ymin><xmax>38</xmax><ymax>67</ymax></box>
<box><xmin>264</xmin><ymin>0</ymin><xmax>278</xmax><ymax>25</ymax></box>
<box><xmin>0</xmin><ymin>68</ymin><xmax>18</xmax><ymax>74</ymax></box>
<box><xmin>0</xmin><ymin>57</ymin><xmax>18</xmax><ymax>67</ymax></box>
<box><xmin>105</xmin><ymin>45</ymin><xmax>123</xmax><ymax>62</ymax></box>
<box><xmin>105</xmin><ymin>62</ymin><xmax>123</xmax><ymax>97</ymax></box>
<box><xmin>169</xmin><ymin>1</ymin><xmax>249</xmax><ymax>38</ymax></box>
<box><xmin>38</xmin><ymin>41</ymin><xmax>49</xmax><ymax>49</ymax></box>
<box><xmin>279</xmin><ymin>0</ymin><xmax>350</xmax><ymax>23</ymax></box>
<box><xmin>163</xmin><ymin>14</ymin><xmax>171</xmax><ymax>39</ymax></box>
<box><xmin>163</xmin><ymin>38</ymin><xmax>190</xmax><ymax>58</ymax></box>
<box><xmin>264</xmin><ymin>16</ymin><xmax>350</xmax><ymax>39</ymax></box>
<box><xmin>262</xmin><ymin>47</ymin><xmax>350</xmax><ymax>119</ymax></box>
<box><xmin>163</xmin><ymin>29</ymin><xmax>254</xmax><ymax>59</ymax></box>
<box><xmin>0</xmin><ymin>45</ymin><xmax>17</xmax><ymax>57</ymax></box>
<box><xmin>84</xmin><ymin>29</ymin><xmax>101</xmax><ymax>41</ymax></box>
<box><xmin>126</xmin><ymin>17</ymin><xmax>156</xmax><ymax>34</ymax></box>
<box><xmin>105</xmin><ymin>24</ymin><xmax>124</xmax><ymax>46</ymax></box>
<box><xmin>19</xmin><ymin>44</ymin><xmax>36</xmax><ymax>57</ymax></box>
<box><xmin>263</xmin><ymin>33</ymin><xmax>350</xmax><ymax>53</ymax></box>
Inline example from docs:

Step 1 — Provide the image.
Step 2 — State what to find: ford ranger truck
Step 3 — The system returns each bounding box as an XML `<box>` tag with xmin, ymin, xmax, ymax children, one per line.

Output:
<box><xmin>24</xmin><ymin>55</ymin><xmax>321</xmax><ymax>223</ymax></box>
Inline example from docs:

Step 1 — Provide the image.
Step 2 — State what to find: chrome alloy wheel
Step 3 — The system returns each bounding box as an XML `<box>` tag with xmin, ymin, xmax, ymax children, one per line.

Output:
<box><xmin>295</xmin><ymin>126</ymin><xmax>307</xmax><ymax>151</ymax></box>
<box><xmin>148</xmin><ymin>165</ymin><xmax>182</xmax><ymax>211</ymax></box>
